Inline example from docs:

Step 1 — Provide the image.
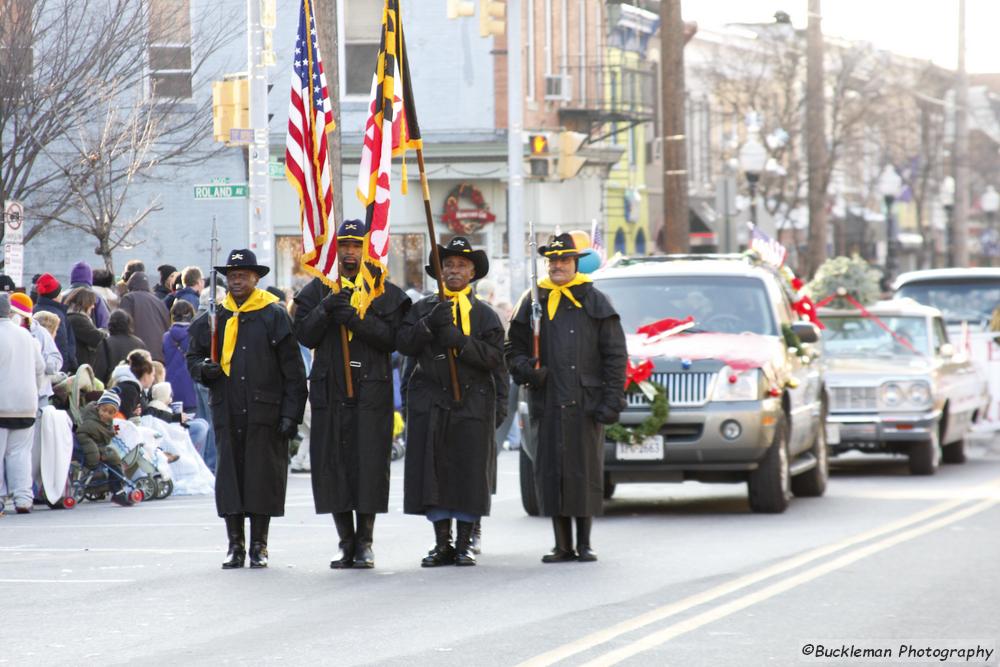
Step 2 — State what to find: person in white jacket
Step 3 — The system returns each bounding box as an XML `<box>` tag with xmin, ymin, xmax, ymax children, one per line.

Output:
<box><xmin>10</xmin><ymin>292</ymin><xmax>62</xmax><ymax>407</ymax></box>
<box><xmin>0</xmin><ymin>294</ymin><xmax>45</xmax><ymax>514</ymax></box>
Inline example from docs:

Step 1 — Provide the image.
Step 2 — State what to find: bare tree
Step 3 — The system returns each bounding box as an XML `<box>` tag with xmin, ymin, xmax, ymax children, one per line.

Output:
<box><xmin>0</xmin><ymin>0</ymin><xmax>238</xmax><ymax>259</ymax></box>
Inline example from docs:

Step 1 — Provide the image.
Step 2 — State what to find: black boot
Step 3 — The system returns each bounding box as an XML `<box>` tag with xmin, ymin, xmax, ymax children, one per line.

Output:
<box><xmin>221</xmin><ymin>514</ymin><xmax>246</xmax><ymax>570</ymax></box>
<box><xmin>575</xmin><ymin>516</ymin><xmax>597</xmax><ymax>562</ymax></box>
<box><xmin>248</xmin><ymin>514</ymin><xmax>270</xmax><ymax>568</ymax></box>
<box><xmin>471</xmin><ymin>519</ymin><xmax>482</xmax><ymax>555</ymax></box>
<box><xmin>454</xmin><ymin>520</ymin><xmax>477</xmax><ymax>566</ymax></box>
<box><xmin>421</xmin><ymin>519</ymin><xmax>455</xmax><ymax>567</ymax></box>
<box><xmin>541</xmin><ymin>516</ymin><xmax>576</xmax><ymax>563</ymax></box>
<box><xmin>330</xmin><ymin>512</ymin><xmax>355</xmax><ymax>569</ymax></box>
<box><xmin>353</xmin><ymin>512</ymin><xmax>375</xmax><ymax>569</ymax></box>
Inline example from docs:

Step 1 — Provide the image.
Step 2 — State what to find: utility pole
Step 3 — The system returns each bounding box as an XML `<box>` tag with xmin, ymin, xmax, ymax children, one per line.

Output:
<box><xmin>315</xmin><ymin>0</ymin><xmax>343</xmax><ymax>228</ymax></box>
<box><xmin>247</xmin><ymin>0</ymin><xmax>274</xmax><ymax>285</ymax></box>
<box><xmin>953</xmin><ymin>0</ymin><xmax>970</xmax><ymax>268</ymax></box>
<box><xmin>506</xmin><ymin>0</ymin><xmax>525</xmax><ymax>302</ymax></box>
<box><xmin>805</xmin><ymin>0</ymin><xmax>827</xmax><ymax>277</ymax></box>
<box><xmin>660</xmin><ymin>0</ymin><xmax>688</xmax><ymax>253</ymax></box>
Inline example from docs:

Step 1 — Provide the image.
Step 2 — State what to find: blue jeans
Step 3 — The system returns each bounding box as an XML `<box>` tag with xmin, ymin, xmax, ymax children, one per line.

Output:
<box><xmin>426</xmin><ymin>507</ymin><xmax>480</xmax><ymax>523</ymax></box>
<box><xmin>194</xmin><ymin>383</ymin><xmax>217</xmax><ymax>472</ymax></box>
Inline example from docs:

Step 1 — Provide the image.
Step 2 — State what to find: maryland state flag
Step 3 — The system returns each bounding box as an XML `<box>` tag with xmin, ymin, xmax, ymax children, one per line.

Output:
<box><xmin>355</xmin><ymin>0</ymin><xmax>422</xmax><ymax>318</ymax></box>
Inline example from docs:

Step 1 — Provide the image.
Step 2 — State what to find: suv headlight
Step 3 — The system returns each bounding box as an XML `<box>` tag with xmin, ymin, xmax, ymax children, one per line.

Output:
<box><xmin>712</xmin><ymin>368</ymin><xmax>761</xmax><ymax>402</ymax></box>
<box><xmin>878</xmin><ymin>380</ymin><xmax>932</xmax><ymax>410</ymax></box>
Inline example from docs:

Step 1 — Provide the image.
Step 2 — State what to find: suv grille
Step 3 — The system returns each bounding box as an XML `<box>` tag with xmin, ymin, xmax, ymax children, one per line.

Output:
<box><xmin>627</xmin><ymin>372</ymin><xmax>715</xmax><ymax>408</ymax></box>
<box><xmin>830</xmin><ymin>386</ymin><xmax>877</xmax><ymax>412</ymax></box>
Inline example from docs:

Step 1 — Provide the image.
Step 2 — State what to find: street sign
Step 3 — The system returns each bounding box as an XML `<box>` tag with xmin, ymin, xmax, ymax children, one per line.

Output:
<box><xmin>194</xmin><ymin>183</ymin><xmax>249</xmax><ymax>200</ymax></box>
<box><xmin>268</xmin><ymin>159</ymin><xmax>284</xmax><ymax>179</ymax></box>
<box><xmin>4</xmin><ymin>200</ymin><xmax>24</xmax><ymax>244</ymax></box>
<box><xmin>4</xmin><ymin>242</ymin><xmax>23</xmax><ymax>288</ymax></box>
<box><xmin>229</xmin><ymin>128</ymin><xmax>254</xmax><ymax>144</ymax></box>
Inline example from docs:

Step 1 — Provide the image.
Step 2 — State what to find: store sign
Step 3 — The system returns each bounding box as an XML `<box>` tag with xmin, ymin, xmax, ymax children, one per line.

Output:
<box><xmin>441</xmin><ymin>183</ymin><xmax>496</xmax><ymax>235</ymax></box>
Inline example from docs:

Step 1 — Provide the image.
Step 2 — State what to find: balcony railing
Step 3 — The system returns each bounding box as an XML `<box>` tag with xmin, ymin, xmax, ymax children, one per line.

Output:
<box><xmin>556</xmin><ymin>60</ymin><xmax>657</xmax><ymax>122</ymax></box>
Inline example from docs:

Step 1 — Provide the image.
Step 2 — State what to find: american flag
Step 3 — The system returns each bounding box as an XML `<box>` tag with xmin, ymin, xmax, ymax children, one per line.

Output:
<box><xmin>748</xmin><ymin>222</ymin><xmax>787</xmax><ymax>267</ymax></box>
<box><xmin>590</xmin><ymin>219</ymin><xmax>605</xmax><ymax>263</ymax></box>
<box><xmin>285</xmin><ymin>0</ymin><xmax>338</xmax><ymax>287</ymax></box>
<box><xmin>355</xmin><ymin>0</ymin><xmax>421</xmax><ymax>319</ymax></box>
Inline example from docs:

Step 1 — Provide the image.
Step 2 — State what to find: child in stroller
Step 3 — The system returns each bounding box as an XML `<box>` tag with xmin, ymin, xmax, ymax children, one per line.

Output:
<box><xmin>73</xmin><ymin>391</ymin><xmax>141</xmax><ymax>506</ymax></box>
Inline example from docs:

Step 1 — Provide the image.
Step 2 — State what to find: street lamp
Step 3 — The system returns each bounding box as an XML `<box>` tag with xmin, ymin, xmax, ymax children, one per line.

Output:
<box><xmin>941</xmin><ymin>176</ymin><xmax>955</xmax><ymax>267</ymax></box>
<box><xmin>878</xmin><ymin>165</ymin><xmax>903</xmax><ymax>282</ymax></box>
<box><xmin>739</xmin><ymin>133</ymin><xmax>767</xmax><ymax>227</ymax></box>
<box><xmin>982</xmin><ymin>185</ymin><xmax>1000</xmax><ymax>264</ymax></box>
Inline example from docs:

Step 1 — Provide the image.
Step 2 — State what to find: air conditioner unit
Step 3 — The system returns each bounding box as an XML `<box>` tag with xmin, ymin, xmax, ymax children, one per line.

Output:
<box><xmin>544</xmin><ymin>74</ymin><xmax>571</xmax><ymax>101</ymax></box>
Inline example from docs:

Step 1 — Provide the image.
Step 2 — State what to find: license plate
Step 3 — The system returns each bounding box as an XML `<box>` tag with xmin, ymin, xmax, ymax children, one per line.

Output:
<box><xmin>825</xmin><ymin>423</ymin><xmax>841</xmax><ymax>445</ymax></box>
<box><xmin>616</xmin><ymin>435</ymin><xmax>664</xmax><ymax>461</ymax></box>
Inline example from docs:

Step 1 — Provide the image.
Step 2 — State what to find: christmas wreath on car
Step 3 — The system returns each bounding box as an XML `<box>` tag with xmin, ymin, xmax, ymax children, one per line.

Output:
<box><xmin>605</xmin><ymin>358</ymin><xmax>669</xmax><ymax>444</ymax></box>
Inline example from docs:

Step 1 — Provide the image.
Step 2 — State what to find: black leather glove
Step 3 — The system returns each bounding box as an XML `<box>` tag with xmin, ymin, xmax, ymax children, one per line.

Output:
<box><xmin>526</xmin><ymin>365</ymin><xmax>548</xmax><ymax>389</ymax></box>
<box><xmin>278</xmin><ymin>417</ymin><xmax>298</xmax><ymax>439</ymax></box>
<box><xmin>438</xmin><ymin>325</ymin><xmax>467</xmax><ymax>349</ymax></box>
<box><xmin>594</xmin><ymin>405</ymin><xmax>619</xmax><ymax>425</ymax></box>
<box><xmin>201</xmin><ymin>360</ymin><xmax>223</xmax><ymax>380</ymax></box>
<box><xmin>321</xmin><ymin>290</ymin><xmax>340</xmax><ymax>314</ymax></box>
<box><xmin>426</xmin><ymin>301</ymin><xmax>454</xmax><ymax>330</ymax></box>
<box><xmin>510</xmin><ymin>357</ymin><xmax>537</xmax><ymax>386</ymax></box>
<box><xmin>331</xmin><ymin>299</ymin><xmax>356</xmax><ymax>327</ymax></box>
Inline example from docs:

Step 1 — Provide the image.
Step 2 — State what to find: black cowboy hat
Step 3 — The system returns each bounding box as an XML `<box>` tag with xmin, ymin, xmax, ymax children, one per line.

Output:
<box><xmin>425</xmin><ymin>236</ymin><xmax>490</xmax><ymax>282</ymax></box>
<box><xmin>538</xmin><ymin>232</ymin><xmax>583</xmax><ymax>259</ymax></box>
<box><xmin>214</xmin><ymin>248</ymin><xmax>270</xmax><ymax>278</ymax></box>
<box><xmin>337</xmin><ymin>219</ymin><xmax>366</xmax><ymax>242</ymax></box>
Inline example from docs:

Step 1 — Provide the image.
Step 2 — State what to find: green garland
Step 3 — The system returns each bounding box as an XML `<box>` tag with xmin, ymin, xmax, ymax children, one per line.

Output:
<box><xmin>605</xmin><ymin>384</ymin><xmax>670</xmax><ymax>444</ymax></box>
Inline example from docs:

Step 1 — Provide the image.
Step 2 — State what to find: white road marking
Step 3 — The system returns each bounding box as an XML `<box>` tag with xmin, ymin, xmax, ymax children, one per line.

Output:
<box><xmin>0</xmin><ymin>578</ymin><xmax>135</xmax><ymax>584</ymax></box>
<box><xmin>582</xmin><ymin>496</ymin><xmax>999</xmax><ymax>666</ymax></box>
<box><xmin>517</xmin><ymin>477</ymin><xmax>1000</xmax><ymax>667</ymax></box>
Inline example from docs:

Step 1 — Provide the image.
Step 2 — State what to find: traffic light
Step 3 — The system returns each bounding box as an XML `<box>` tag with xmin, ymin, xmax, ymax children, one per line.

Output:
<box><xmin>557</xmin><ymin>131</ymin><xmax>587</xmax><ymax>180</ymax></box>
<box><xmin>479</xmin><ymin>0</ymin><xmax>505</xmax><ymax>37</ymax></box>
<box><xmin>529</xmin><ymin>134</ymin><xmax>549</xmax><ymax>156</ymax></box>
<box><xmin>447</xmin><ymin>0</ymin><xmax>474</xmax><ymax>19</ymax></box>
<box><xmin>212</xmin><ymin>76</ymin><xmax>249</xmax><ymax>145</ymax></box>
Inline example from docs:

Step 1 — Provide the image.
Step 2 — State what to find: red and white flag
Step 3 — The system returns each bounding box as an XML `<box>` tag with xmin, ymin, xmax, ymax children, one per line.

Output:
<box><xmin>285</xmin><ymin>0</ymin><xmax>338</xmax><ymax>286</ymax></box>
<box><xmin>355</xmin><ymin>0</ymin><xmax>421</xmax><ymax>318</ymax></box>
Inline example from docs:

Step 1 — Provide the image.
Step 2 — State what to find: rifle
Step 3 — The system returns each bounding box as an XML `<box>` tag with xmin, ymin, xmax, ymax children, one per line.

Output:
<box><xmin>209</xmin><ymin>216</ymin><xmax>219</xmax><ymax>362</ymax></box>
<box><xmin>528</xmin><ymin>219</ymin><xmax>541</xmax><ymax>368</ymax></box>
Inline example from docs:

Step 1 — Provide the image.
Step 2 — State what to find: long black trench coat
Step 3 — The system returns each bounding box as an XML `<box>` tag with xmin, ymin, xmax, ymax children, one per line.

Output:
<box><xmin>507</xmin><ymin>282</ymin><xmax>627</xmax><ymax>517</ymax></box>
<box><xmin>293</xmin><ymin>278</ymin><xmax>410</xmax><ymax>514</ymax></box>
<box><xmin>187</xmin><ymin>301</ymin><xmax>307</xmax><ymax>517</ymax></box>
<box><xmin>398</xmin><ymin>294</ymin><xmax>507</xmax><ymax>518</ymax></box>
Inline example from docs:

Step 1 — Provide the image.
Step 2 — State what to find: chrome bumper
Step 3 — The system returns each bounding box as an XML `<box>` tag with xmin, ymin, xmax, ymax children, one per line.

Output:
<box><xmin>827</xmin><ymin>410</ymin><xmax>941</xmax><ymax>444</ymax></box>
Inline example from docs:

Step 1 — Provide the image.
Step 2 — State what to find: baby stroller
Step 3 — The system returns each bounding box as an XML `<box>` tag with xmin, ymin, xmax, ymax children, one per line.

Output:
<box><xmin>391</xmin><ymin>410</ymin><xmax>406</xmax><ymax>461</ymax></box>
<box><xmin>65</xmin><ymin>458</ymin><xmax>144</xmax><ymax>505</ymax></box>
<box><xmin>121</xmin><ymin>439</ymin><xmax>174</xmax><ymax>500</ymax></box>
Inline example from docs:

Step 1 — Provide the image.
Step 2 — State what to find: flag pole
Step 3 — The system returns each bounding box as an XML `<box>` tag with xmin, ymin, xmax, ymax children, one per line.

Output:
<box><xmin>416</xmin><ymin>148</ymin><xmax>461</xmax><ymax>402</ymax></box>
<box><xmin>337</xmin><ymin>284</ymin><xmax>354</xmax><ymax>399</ymax></box>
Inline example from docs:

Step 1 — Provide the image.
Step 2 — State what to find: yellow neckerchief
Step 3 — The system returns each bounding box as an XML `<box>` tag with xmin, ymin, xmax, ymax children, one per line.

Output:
<box><xmin>538</xmin><ymin>273</ymin><xmax>592</xmax><ymax>320</ymax></box>
<box><xmin>338</xmin><ymin>275</ymin><xmax>364</xmax><ymax>340</ymax></box>
<box><xmin>443</xmin><ymin>285</ymin><xmax>473</xmax><ymax>335</ymax></box>
<box><xmin>220</xmin><ymin>288</ymin><xmax>279</xmax><ymax>375</ymax></box>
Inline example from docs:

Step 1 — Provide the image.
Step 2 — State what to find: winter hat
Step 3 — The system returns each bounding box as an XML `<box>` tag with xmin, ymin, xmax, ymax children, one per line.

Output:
<box><xmin>70</xmin><ymin>261</ymin><xmax>94</xmax><ymax>286</ymax></box>
<box><xmin>37</xmin><ymin>273</ymin><xmax>61</xmax><ymax>298</ymax></box>
<box><xmin>151</xmin><ymin>382</ymin><xmax>173</xmax><ymax>405</ymax></box>
<box><xmin>157</xmin><ymin>264</ymin><xmax>178</xmax><ymax>285</ymax></box>
<box><xmin>97</xmin><ymin>389</ymin><xmax>121</xmax><ymax>409</ymax></box>
<box><xmin>0</xmin><ymin>275</ymin><xmax>14</xmax><ymax>292</ymax></box>
<box><xmin>9</xmin><ymin>292</ymin><xmax>33</xmax><ymax>319</ymax></box>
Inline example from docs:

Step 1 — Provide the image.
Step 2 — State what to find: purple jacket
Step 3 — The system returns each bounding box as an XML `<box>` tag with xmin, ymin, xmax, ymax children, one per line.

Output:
<box><xmin>162</xmin><ymin>323</ymin><xmax>197</xmax><ymax>410</ymax></box>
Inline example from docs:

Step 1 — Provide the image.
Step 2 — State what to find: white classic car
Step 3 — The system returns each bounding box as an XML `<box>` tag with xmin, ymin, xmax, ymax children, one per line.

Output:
<box><xmin>819</xmin><ymin>299</ymin><xmax>987</xmax><ymax>475</ymax></box>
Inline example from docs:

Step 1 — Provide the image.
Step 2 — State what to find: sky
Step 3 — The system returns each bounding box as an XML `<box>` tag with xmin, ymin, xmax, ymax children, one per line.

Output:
<box><xmin>682</xmin><ymin>0</ymin><xmax>1000</xmax><ymax>73</ymax></box>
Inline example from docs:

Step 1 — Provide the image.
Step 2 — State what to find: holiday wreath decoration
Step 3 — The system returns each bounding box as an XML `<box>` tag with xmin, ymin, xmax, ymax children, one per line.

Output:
<box><xmin>605</xmin><ymin>358</ymin><xmax>670</xmax><ymax>445</ymax></box>
<box><xmin>441</xmin><ymin>183</ymin><xmax>496</xmax><ymax>235</ymax></box>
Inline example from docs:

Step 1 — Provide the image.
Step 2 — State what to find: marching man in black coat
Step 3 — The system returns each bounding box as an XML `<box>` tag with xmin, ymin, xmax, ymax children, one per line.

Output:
<box><xmin>507</xmin><ymin>233</ymin><xmax>627</xmax><ymax>563</ymax></box>
<box><xmin>187</xmin><ymin>249</ymin><xmax>308</xmax><ymax>569</ymax></box>
<box><xmin>293</xmin><ymin>220</ymin><xmax>410</xmax><ymax>569</ymax></box>
<box><xmin>397</xmin><ymin>237</ymin><xmax>507</xmax><ymax>567</ymax></box>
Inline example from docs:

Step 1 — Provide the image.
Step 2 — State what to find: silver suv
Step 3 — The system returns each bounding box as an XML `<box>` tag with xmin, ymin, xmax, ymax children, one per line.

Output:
<box><xmin>520</xmin><ymin>255</ymin><xmax>828</xmax><ymax>514</ymax></box>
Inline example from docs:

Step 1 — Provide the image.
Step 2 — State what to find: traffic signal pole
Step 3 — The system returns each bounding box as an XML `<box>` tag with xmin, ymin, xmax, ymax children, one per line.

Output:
<box><xmin>247</xmin><ymin>0</ymin><xmax>273</xmax><ymax>284</ymax></box>
<box><xmin>506</xmin><ymin>0</ymin><xmax>526</xmax><ymax>302</ymax></box>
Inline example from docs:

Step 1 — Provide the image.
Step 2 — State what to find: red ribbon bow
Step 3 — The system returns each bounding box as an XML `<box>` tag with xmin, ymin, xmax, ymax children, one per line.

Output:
<box><xmin>625</xmin><ymin>358</ymin><xmax>654</xmax><ymax>390</ymax></box>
